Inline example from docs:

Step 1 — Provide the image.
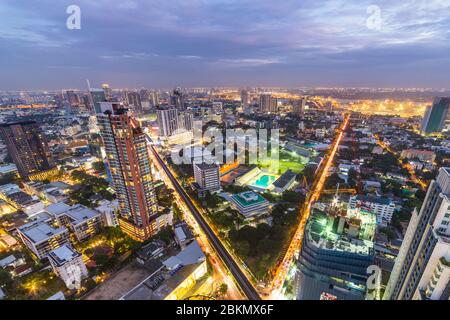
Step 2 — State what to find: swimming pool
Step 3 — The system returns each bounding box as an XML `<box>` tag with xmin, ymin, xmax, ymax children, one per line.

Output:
<box><xmin>248</xmin><ymin>173</ymin><xmax>279</xmax><ymax>190</ymax></box>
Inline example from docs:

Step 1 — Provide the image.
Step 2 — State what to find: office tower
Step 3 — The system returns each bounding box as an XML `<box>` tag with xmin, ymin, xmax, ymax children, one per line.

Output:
<box><xmin>384</xmin><ymin>167</ymin><xmax>450</xmax><ymax>300</ymax></box>
<box><xmin>150</xmin><ymin>91</ymin><xmax>160</xmax><ymax>107</ymax></box>
<box><xmin>102</xmin><ymin>83</ymin><xmax>113</xmax><ymax>101</ymax></box>
<box><xmin>96</xmin><ymin>102</ymin><xmax>167</xmax><ymax>241</ymax></box>
<box><xmin>124</xmin><ymin>91</ymin><xmax>143</xmax><ymax>115</ymax></box>
<box><xmin>259</xmin><ymin>94</ymin><xmax>278</xmax><ymax>113</ymax></box>
<box><xmin>66</xmin><ymin>90</ymin><xmax>80</xmax><ymax>108</ymax></box>
<box><xmin>420</xmin><ymin>97</ymin><xmax>450</xmax><ymax>136</ymax></box>
<box><xmin>293</xmin><ymin>98</ymin><xmax>306</xmax><ymax>116</ymax></box>
<box><xmin>89</xmin><ymin>88</ymin><xmax>107</xmax><ymax>113</ymax></box>
<box><xmin>178</xmin><ymin>111</ymin><xmax>194</xmax><ymax>132</ymax></box>
<box><xmin>139</xmin><ymin>89</ymin><xmax>150</xmax><ymax>102</ymax></box>
<box><xmin>240</xmin><ymin>90</ymin><xmax>249</xmax><ymax>109</ymax></box>
<box><xmin>156</xmin><ymin>107</ymin><xmax>179</xmax><ymax>137</ymax></box>
<box><xmin>193</xmin><ymin>163</ymin><xmax>221</xmax><ymax>193</ymax></box>
<box><xmin>170</xmin><ymin>87</ymin><xmax>185</xmax><ymax>111</ymax></box>
<box><xmin>0</xmin><ymin>121</ymin><xmax>55</xmax><ymax>180</ymax></box>
<box><xmin>295</xmin><ymin>207</ymin><xmax>375</xmax><ymax>300</ymax></box>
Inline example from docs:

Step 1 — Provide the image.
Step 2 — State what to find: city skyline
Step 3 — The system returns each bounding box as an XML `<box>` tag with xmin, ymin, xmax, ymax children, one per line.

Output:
<box><xmin>2</xmin><ymin>0</ymin><xmax>450</xmax><ymax>90</ymax></box>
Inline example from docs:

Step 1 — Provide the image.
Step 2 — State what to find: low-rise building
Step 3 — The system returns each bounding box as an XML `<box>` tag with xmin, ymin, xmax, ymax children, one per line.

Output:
<box><xmin>136</xmin><ymin>240</ymin><xmax>166</xmax><ymax>265</ymax></box>
<box><xmin>348</xmin><ymin>195</ymin><xmax>396</xmax><ymax>224</ymax></box>
<box><xmin>228</xmin><ymin>191</ymin><xmax>270</xmax><ymax>219</ymax></box>
<box><xmin>400</xmin><ymin>149</ymin><xmax>436</xmax><ymax>163</ymax></box>
<box><xmin>48</xmin><ymin>244</ymin><xmax>88</xmax><ymax>289</ymax></box>
<box><xmin>174</xmin><ymin>221</ymin><xmax>195</xmax><ymax>249</ymax></box>
<box><xmin>45</xmin><ymin>202</ymin><xmax>103</xmax><ymax>241</ymax></box>
<box><xmin>272</xmin><ymin>169</ymin><xmax>297</xmax><ymax>194</ymax></box>
<box><xmin>17</xmin><ymin>219</ymin><xmax>70</xmax><ymax>260</ymax></box>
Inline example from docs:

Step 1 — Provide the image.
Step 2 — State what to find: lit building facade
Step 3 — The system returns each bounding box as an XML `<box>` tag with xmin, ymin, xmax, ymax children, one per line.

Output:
<box><xmin>420</xmin><ymin>97</ymin><xmax>450</xmax><ymax>135</ymax></box>
<box><xmin>193</xmin><ymin>163</ymin><xmax>221</xmax><ymax>193</ymax></box>
<box><xmin>156</xmin><ymin>107</ymin><xmax>179</xmax><ymax>137</ymax></box>
<box><xmin>384</xmin><ymin>167</ymin><xmax>450</xmax><ymax>300</ymax></box>
<box><xmin>259</xmin><ymin>94</ymin><xmax>277</xmax><ymax>114</ymax></box>
<box><xmin>0</xmin><ymin>121</ymin><xmax>55</xmax><ymax>180</ymax></box>
<box><xmin>97</xmin><ymin>102</ymin><xmax>165</xmax><ymax>241</ymax></box>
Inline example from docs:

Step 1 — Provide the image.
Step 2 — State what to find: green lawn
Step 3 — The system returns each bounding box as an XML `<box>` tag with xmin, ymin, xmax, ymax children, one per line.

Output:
<box><xmin>258</xmin><ymin>149</ymin><xmax>307</xmax><ymax>174</ymax></box>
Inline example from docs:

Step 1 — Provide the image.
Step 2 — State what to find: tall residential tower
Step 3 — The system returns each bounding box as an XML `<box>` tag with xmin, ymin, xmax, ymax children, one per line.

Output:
<box><xmin>420</xmin><ymin>97</ymin><xmax>450</xmax><ymax>135</ymax></box>
<box><xmin>384</xmin><ymin>167</ymin><xmax>450</xmax><ymax>300</ymax></box>
<box><xmin>96</xmin><ymin>102</ymin><xmax>171</xmax><ymax>241</ymax></box>
<box><xmin>0</xmin><ymin>121</ymin><xmax>55</xmax><ymax>180</ymax></box>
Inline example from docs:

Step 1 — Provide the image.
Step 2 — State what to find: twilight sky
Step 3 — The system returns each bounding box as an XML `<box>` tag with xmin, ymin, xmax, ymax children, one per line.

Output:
<box><xmin>1</xmin><ymin>0</ymin><xmax>450</xmax><ymax>90</ymax></box>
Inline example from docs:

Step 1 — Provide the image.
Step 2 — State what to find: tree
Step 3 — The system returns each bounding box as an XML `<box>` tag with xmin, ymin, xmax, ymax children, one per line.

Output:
<box><xmin>215</xmin><ymin>283</ymin><xmax>228</xmax><ymax>298</ymax></box>
<box><xmin>92</xmin><ymin>161</ymin><xmax>106</xmax><ymax>173</ymax></box>
<box><xmin>0</xmin><ymin>269</ymin><xmax>13</xmax><ymax>289</ymax></box>
<box><xmin>303</xmin><ymin>165</ymin><xmax>317</xmax><ymax>185</ymax></box>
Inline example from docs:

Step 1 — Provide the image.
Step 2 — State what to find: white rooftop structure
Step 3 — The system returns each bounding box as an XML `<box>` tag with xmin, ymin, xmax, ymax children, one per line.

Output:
<box><xmin>163</xmin><ymin>240</ymin><xmax>205</xmax><ymax>270</ymax></box>
<box><xmin>48</xmin><ymin>244</ymin><xmax>80</xmax><ymax>267</ymax></box>
<box><xmin>18</xmin><ymin>219</ymin><xmax>67</xmax><ymax>244</ymax></box>
<box><xmin>45</xmin><ymin>202</ymin><xmax>72</xmax><ymax>216</ymax></box>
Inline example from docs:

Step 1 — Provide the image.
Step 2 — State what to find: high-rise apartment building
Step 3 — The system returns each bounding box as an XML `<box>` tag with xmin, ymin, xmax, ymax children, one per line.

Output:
<box><xmin>259</xmin><ymin>94</ymin><xmax>277</xmax><ymax>113</ymax></box>
<box><xmin>0</xmin><ymin>121</ymin><xmax>55</xmax><ymax>180</ymax></box>
<box><xmin>66</xmin><ymin>90</ymin><xmax>80</xmax><ymax>108</ymax></box>
<box><xmin>240</xmin><ymin>90</ymin><xmax>249</xmax><ymax>109</ymax></box>
<box><xmin>156</xmin><ymin>107</ymin><xmax>179</xmax><ymax>137</ymax></box>
<box><xmin>96</xmin><ymin>102</ymin><xmax>169</xmax><ymax>241</ymax></box>
<box><xmin>420</xmin><ymin>97</ymin><xmax>450</xmax><ymax>136</ymax></box>
<box><xmin>124</xmin><ymin>91</ymin><xmax>143</xmax><ymax>115</ymax></box>
<box><xmin>90</xmin><ymin>88</ymin><xmax>107</xmax><ymax>114</ymax></box>
<box><xmin>384</xmin><ymin>167</ymin><xmax>450</xmax><ymax>300</ymax></box>
<box><xmin>170</xmin><ymin>88</ymin><xmax>185</xmax><ymax>111</ymax></box>
<box><xmin>193</xmin><ymin>163</ymin><xmax>221</xmax><ymax>193</ymax></box>
<box><xmin>102</xmin><ymin>83</ymin><xmax>113</xmax><ymax>101</ymax></box>
<box><xmin>178</xmin><ymin>111</ymin><xmax>194</xmax><ymax>132</ymax></box>
<box><xmin>293</xmin><ymin>98</ymin><xmax>306</xmax><ymax>116</ymax></box>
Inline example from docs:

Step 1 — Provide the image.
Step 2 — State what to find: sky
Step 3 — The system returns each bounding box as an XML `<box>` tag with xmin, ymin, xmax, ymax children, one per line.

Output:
<box><xmin>1</xmin><ymin>0</ymin><xmax>450</xmax><ymax>90</ymax></box>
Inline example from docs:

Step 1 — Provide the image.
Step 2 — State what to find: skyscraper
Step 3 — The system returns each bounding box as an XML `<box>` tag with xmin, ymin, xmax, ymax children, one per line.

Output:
<box><xmin>170</xmin><ymin>87</ymin><xmax>185</xmax><ymax>111</ymax></box>
<box><xmin>96</xmin><ymin>102</ymin><xmax>170</xmax><ymax>241</ymax></box>
<box><xmin>293</xmin><ymin>98</ymin><xmax>306</xmax><ymax>116</ymax></box>
<box><xmin>420</xmin><ymin>97</ymin><xmax>450</xmax><ymax>136</ymax></box>
<box><xmin>65</xmin><ymin>90</ymin><xmax>80</xmax><ymax>108</ymax></box>
<box><xmin>124</xmin><ymin>91</ymin><xmax>143</xmax><ymax>115</ymax></box>
<box><xmin>150</xmin><ymin>91</ymin><xmax>160</xmax><ymax>107</ymax></box>
<box><xmin>295</xmin><ymin>206</ymin><xmax>375</xmax><ymax>300</ymax></box>
<box><xmin>178</xmin><ymin>111</ymin><xmax>194</xmax><ymax>132</ymax></box>
<box><xmin>240</xmin><ymin>90</ymin><xmax>249</xmax><ymax>109</ymax></box>
<box><xmin>89</xmin><ymin>88</ymin><xmax>107</xmax><ymax>114</ymax></box>
<box><xmin>156</xmin><ymin>107</ymin><xmax>179</xmax><ymax>137</ymax></box>
<box><xmin>384</xmin><ymin>167</ymin><xmax>450</xmax><ymax>300</ymax></box>
<box><xmin>102</xmin><ymin>83</ymin><xmax>113</xmax><ymax>101</ymax></box>
<box><xmin>0</xmin><ymin>121</ymin><xmax>55</xmax><ymax>180</ymax></box>
<box><xmin>259</xmin><ymin>94</ymin><xmax>278</xmax><ymax>113</ymax></box>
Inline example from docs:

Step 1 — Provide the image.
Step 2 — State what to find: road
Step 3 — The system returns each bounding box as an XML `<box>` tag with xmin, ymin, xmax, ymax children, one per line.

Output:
<box><xmin>147</xmin><ymin>137</ymin><xmax>261</xmax><ymax>300</ymax></box>
<box><xmin>374</xmin><ymin>134</ymin><xmax>427</xmax><ymax>190</ymax></box>
<box><xmin>269</xmin><ymin>113</ymin><xmax>350</xmax><ymax>297</ymax></box>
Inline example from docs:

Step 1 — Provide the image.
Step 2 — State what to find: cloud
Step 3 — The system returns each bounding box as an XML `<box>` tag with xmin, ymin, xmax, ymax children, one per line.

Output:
<box><xmin>1</xmin><ymin>0</ymin><xmax>450</xmax><ymax>89</ymax></box>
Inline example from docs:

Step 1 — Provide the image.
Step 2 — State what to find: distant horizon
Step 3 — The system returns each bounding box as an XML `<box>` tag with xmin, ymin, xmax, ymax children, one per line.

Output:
<box><xmin>3</xmin><ymin>85</ymin><xmax>450</xmax><ymax>93</ymax></box>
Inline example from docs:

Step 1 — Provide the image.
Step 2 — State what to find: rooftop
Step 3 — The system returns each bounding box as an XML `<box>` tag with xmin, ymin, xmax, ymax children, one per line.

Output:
<box><xmin>46</xmin><ymin>203</ymin><xmax>101</xmax><ymax>225</ymax></box>
<box><xmin>231</xmin><ymin>191</ymin><xmax>268</xmax><ymax>207</ymax></box>
<box><xmin>48</xmin><ymin>244</ymin><xmax>80</xmax><ymax>267</ymax></box>
<box><xmin>163</xmin><ymin>240</ymin><xmax>205</xmax><ymax>270</ymax></box>
<box><xmin>306</xmin><ymin>208</ymin><xmax>376</xmax><ymax>256</ymax></box>
<box><xmin>18</xmin><ymin>219</ymin><xmax>68</xmax><ymax>244</ymax></box>
<box><xmin>351</xmin><ymin>194</ymin><xmax>392</xmax><ymax>206</ymax></box>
